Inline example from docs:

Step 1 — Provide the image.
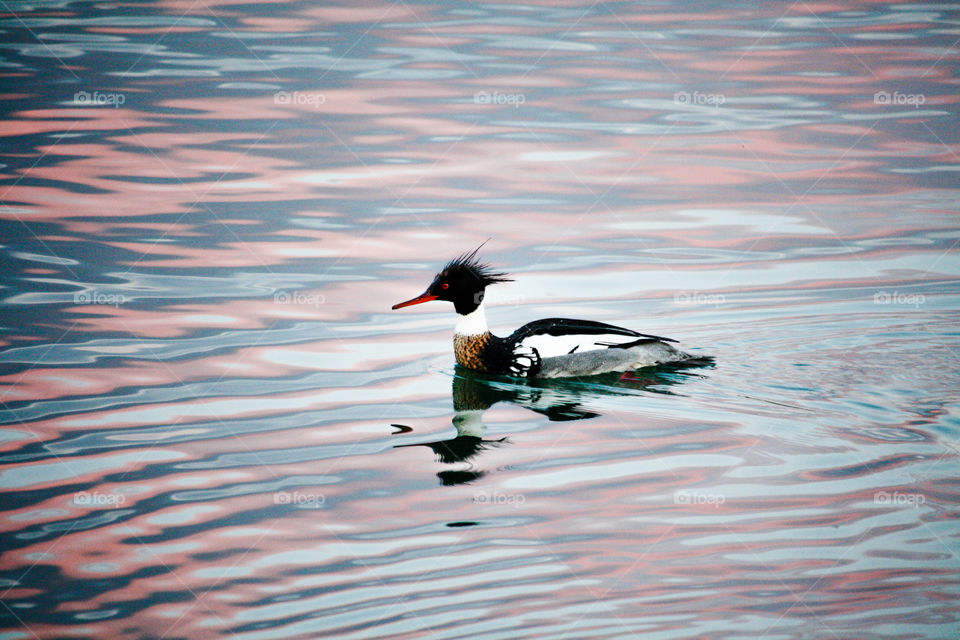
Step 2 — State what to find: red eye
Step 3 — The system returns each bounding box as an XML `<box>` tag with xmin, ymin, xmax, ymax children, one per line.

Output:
<box><xmin>442</xmin><ymin>283</ymin><xmax>449</xmax><ymax>290</ymax></box>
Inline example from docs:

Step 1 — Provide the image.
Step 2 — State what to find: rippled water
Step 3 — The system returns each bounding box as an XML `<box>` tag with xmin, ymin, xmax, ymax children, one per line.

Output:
<box><xmin>2</xmin><ymin>1</ymin><xmax>959</xmax><ymax>638</ymax></box>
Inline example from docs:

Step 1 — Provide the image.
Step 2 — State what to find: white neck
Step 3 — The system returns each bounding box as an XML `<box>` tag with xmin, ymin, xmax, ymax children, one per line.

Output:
<box><xmin>454</xmin><ymin>301</ymin><xmax>488</xmax><ymax>336</ymax></box>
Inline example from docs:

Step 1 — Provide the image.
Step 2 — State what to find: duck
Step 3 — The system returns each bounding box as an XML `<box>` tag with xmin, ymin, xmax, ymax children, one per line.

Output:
<box><xmin>391</xmin><ymin>246</ymin><xmax>700</xmax><ymax>378</ymax></box>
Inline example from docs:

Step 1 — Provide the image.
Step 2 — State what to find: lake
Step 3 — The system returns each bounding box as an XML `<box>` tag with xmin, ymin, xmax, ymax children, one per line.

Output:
<box><xmin>1</xmin><ymin>1</ymin><xmax>959</xmax><ymax>638</ymax></box>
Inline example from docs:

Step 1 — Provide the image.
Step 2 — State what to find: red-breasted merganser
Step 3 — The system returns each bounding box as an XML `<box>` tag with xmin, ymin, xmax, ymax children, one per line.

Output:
<box><xmin>392</xmin><ymin>246</ymin><xmax>699</xmax><ymax>378</ymax></box>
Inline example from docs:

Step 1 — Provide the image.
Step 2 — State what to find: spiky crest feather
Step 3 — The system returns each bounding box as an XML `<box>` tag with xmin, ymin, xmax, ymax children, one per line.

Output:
<box><xmin>440</xmin><ymin>241</ymin><xmax>512</xmax><ymax>287</ymax></box>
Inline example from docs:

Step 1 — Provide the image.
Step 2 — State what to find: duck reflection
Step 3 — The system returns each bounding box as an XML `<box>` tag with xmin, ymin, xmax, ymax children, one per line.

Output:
<box><xmin>395</xmin><ymin>361</ymin><xmax>712</xmax><ymax>485</ymax></box>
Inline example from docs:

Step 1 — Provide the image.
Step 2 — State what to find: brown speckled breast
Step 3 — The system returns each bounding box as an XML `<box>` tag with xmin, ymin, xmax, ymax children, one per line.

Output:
<box><xmin>453</xmin><ymin>332</ymin><xmax>492</xmax><ymax>372</ymax></box>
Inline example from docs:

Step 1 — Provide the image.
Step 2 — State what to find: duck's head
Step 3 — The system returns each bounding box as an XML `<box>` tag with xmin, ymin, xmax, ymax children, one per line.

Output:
<box><xmin>392</xmin><ymin>245</ymin><xmax>511</xmax><ymax>315</ymax></box>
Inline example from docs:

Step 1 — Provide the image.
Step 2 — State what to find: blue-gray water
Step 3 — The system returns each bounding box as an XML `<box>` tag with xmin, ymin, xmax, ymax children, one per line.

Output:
<box><xmin>1</xmin><ymin>1</ymin><xmax>959</xmax><ymax>638</ymax></box>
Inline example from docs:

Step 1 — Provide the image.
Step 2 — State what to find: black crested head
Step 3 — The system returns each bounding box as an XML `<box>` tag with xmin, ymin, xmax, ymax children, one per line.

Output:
<box><xmin>431</xmin><ymin>243</ymin><xmax>511</xmax><ymax>315</ymax></box>
<box><xmin>391</xmin><ymin>242</ymin><xmax>511</xmax><ymax>315</ymax></box>
<box><xmin>439</xmin><ymin>243</ymin><xmax>512</xmax><ymax>289</ymax></box>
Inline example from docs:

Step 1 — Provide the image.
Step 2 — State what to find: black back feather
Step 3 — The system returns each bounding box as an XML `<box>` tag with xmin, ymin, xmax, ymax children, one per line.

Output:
<box><xmin>508</xmin><ymin>318</ymin><xmax>677</xmax><ymax>345</ymax></box>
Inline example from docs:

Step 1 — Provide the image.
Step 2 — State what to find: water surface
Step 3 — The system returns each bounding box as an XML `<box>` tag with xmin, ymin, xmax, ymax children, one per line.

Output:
<box><xmin>1</xmin><ymin>1</ymin><xmax>959</xmax><ymax>638</ymax></box>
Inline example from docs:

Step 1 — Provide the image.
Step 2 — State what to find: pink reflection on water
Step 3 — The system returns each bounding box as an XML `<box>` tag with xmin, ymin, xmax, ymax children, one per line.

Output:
<box><xmin>0</xmin><ymin>0</ymin><xmax>957</xmax><ymax>637</ymax></box>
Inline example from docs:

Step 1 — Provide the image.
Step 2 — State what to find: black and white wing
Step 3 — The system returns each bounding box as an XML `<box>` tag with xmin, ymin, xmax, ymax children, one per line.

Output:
<box><xmin>507</xmin><ymin>344</ymin><xmax>541</xmax><ymax>377</ymax></box>
<box><xmin>508</xmin><ymin>318</ymin><xmax>676</xmax><ymax>360</ymax></box>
